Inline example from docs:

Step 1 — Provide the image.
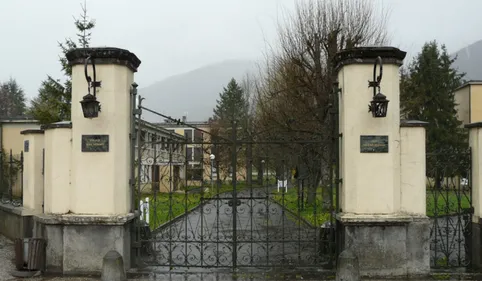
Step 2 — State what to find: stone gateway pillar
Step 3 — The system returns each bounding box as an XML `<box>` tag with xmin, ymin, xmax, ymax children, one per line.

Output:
<box><xmin>334</xmin><ymin>47</ymin><xmax>430</xmax><ymax>277</ymax></box>
<box><xmin>33</xmin><ymin>48</ymin><xmax>141</xmax><ymax>274</ymax></box>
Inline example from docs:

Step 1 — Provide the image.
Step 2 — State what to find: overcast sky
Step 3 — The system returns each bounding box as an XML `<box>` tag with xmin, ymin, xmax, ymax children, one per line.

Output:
<box><xmin>1</xmin><ymin>0</ymin><xmax>481</xmax><ymax>100</ymax></box>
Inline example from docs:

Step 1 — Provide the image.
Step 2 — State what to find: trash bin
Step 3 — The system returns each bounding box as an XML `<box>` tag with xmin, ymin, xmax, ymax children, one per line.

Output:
<box><xmin>14</xmin><ymin>238</ymin><xmax>47</xmax><ymax>271</ymax></box>
<box><xmin>318</xmin><ymin>221</ymin><xmax>335</xmax><ymax>257</ymax></box>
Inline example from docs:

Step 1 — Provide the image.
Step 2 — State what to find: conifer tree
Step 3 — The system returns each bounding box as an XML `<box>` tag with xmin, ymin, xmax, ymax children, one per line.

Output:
<box><xmin>401</xmin><ymin>40</ymin><xmax>467</xmax><ymax>153</ymax></box>
<box><xmin>212</xmin><ymin>78</ymin><xmax>249</xmax><ymax>127</ymax></box>
<box><xmin>210</xmin><ymin>78</ymin><xmax>250</xmax><ymax>181</ymax></box>
<box><xmin>0</xmin><ymin>78</ymin><xmax>27</xmax><ymax>117</ymax></box>
<box><xmin>400</xmin><ymin>41</ymin><xmax>468</xmax><ymax>179</ymax></box>
<box><xmin>29</xmin><ymin>1</ymin><xmax>96</xmax><ymax>124</ymax></box>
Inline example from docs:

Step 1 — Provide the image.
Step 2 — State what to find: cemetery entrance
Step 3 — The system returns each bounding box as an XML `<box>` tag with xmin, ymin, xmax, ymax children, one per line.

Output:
<box><xmin>130</xmin><ymin>92</ymin><xmax>340</xmax><ymax>272</ymax></box>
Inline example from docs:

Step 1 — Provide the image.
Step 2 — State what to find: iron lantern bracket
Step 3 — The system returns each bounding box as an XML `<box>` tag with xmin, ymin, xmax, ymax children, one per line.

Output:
<box><xmin>367</xmin><ymin>56</ymin><xmax>383</xmax><ymax>95</ymax></box>
<box><xmin>84</xmin><ymin>54</ymin><xmax>102</xmax><ymax>96</ymax></box>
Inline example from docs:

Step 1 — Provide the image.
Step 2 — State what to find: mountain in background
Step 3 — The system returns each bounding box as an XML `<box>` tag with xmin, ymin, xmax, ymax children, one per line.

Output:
<box><xmin>139</xmin><ymin>60</ymin><xmax>258</xmax><ymax>122</ymax></box>
<box><xmin>138</xmin><ymin>40</ymin><xmax>482</xmax><ymax>123</ymax></box>
<box><xmin>452</xmin><ymin>39</ymin><xmax>482</xmax><ymax>81</ymax></box>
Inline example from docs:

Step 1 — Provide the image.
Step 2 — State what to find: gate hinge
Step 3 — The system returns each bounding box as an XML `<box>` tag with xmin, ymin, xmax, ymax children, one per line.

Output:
<box><xmin>133</xmin><ymin>109</ymin><xmax>142</xmax><ymax>115</ymax></box>
<box><xmin>333</xmin><ymin>86</ymin><xmax>342</xmax><ymax>95</ymax></box>
<box><xmin>339</xmin><ymin>133</ymin><xmax>343</xmax><ymax>138</ymax></box>
<box><xmin>335</xmin><ymin>178</ymin><xmax>343</xmax><ymax>184</ymax></box>
<box><xmin>132</xmin><ymin>242</ymin><xmax>141</xmax><ymax>248</ymax></box>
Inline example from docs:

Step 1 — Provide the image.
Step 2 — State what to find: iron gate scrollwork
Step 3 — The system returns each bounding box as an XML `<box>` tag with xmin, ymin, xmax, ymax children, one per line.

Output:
<box><xmin>130</xmin><ymin>86</ymin><xmax>340</xmax><ymax>272</ymax></box>
<box><xmin>426</xmin><ymin>148</ymin><xmax>473</xmax><ymax>268</ymax></box>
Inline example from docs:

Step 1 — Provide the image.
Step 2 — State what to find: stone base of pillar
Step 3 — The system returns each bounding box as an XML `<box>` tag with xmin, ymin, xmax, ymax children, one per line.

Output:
<box><xmin>32</xmin><ymin>213</ymin><xmax>136</xmax><ymax>275</ymax></box>
<box><xmin>472</xmin><ymin>219</ymin><xmax>482</xmax><ymax>268</ymax></box>
<box><xmin>337</xmin><ymin>213</ymin><xmax>430</xmax><ymax>278</ymax></box>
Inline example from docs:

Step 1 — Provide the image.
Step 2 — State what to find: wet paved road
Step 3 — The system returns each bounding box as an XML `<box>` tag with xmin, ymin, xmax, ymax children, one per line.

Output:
<box><xmin>140</xmin><ymin>187</ymin><xmax>333</xmax><ymax>271</ymax></box>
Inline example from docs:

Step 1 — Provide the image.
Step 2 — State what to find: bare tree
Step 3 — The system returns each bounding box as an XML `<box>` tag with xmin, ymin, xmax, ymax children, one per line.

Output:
<box><xmin>253</xmin><ymin>0</ymin><xmax>390</xmax><ymax>209</ymax></box>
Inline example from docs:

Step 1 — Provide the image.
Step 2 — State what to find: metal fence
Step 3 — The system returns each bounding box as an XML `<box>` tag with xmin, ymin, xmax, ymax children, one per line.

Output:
<box><xmin>426</xmin><ymin>148</ymin><xmax>472</xmax><ymax>268</ymax></box>
<box><xmin>130</xmin><ymin>105</ymin><xmax>339</xmax><ymax>271</ymax></box>
<box><xmin>0</xmin><ymin>149</ymin><xmax>24</xmax><ymax>207</ymax></box>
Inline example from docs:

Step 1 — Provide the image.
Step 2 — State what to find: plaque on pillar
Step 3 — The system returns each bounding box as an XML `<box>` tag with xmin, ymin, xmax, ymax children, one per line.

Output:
<box><xmin>81</xmin><ymin>135</ymin><xmax>109</xmax><ymax>152</ymax></box>
<box><xmin>24</xmin><ymin>140</ymin><xmax>29</xmax><ymax>152</ymax></box>
<box><xmin>360</xmin><ymin>135</ymin><xmax>389</xmax><ymax>153</ymax></box>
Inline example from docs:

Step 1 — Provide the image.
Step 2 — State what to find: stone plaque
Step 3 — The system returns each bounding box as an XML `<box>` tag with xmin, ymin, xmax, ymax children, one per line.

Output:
<box><xmin>82</xmin><ymin>135</ymin><xmax>109</xmax><ymax>152</ymax></box>
<box><xmin>24</xmin><ymin>140</ymin><xmax>29</xmax><ymax>152</ymax></box>
<box><xmin>360</xmin><ymin>135</ymin><xmax>389</xmax><ymax>153</ymax></box>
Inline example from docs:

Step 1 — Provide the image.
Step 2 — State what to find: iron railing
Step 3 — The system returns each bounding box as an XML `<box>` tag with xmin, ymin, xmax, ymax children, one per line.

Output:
<box><xmin>130</xmin><ymin>103</ymin><xmax>338</xmax><ymax>271</ymax></box>
<box><xmin>0</xmin><ymin>149</ymin><xmax>24</xmax><ymax>207</ymax></box>
<box><xmin>426</xmin><ymin>148</ymin><xmax>472</xmax><ymax>268</ymax></box>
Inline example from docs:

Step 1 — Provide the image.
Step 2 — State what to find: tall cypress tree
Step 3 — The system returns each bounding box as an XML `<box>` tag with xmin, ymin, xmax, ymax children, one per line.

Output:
<box><xmin>29</xmin><ymin>1</ymin><xmax>95</xmax><ymax>124</ymax></box>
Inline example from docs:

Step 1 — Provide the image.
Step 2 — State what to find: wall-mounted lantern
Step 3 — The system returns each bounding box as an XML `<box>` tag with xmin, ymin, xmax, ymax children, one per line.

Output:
<box><xmin>80</xmin><ymin>55</ymin><xmax>102</xmax><ymax>118</ymax></box>
<box><xmin>368</xmin><ymin>56</ymin><xmax>389</xmax><ymax>118</ymax></box>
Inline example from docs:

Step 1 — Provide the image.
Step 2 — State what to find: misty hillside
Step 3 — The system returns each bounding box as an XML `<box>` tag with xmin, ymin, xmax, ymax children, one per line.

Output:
<box><xmin>452</xmin><ymin>39</ymin><xmax>482</xmax><ymax>80</ymax></box>
<box><xmin>139</xmin><ymin>60</ymin><xmax>258</xmax><ymax>122</ymax></box>
<box><xmin>138</xmin><ymin>40</ymin><xmax>482</xmax><ymax>123</ymax></box>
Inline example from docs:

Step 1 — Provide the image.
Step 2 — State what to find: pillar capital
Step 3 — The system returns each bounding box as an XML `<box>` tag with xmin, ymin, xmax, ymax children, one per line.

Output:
<box><xmin>66</xmin><ymin>47</ymin><xmax>142</xmax><ymax>72</ymax></box>
<box><xmin>333</xmin><ymin>46</ymin><xmax>407</xmax><ymax>72</ymax></box>
<box><xmin>400</xmin><ymin>120</ymin><xmax>429</xmax><ymax>128</ymax></box>
<box><xmin>465</xmin><ymin>122</ymin><xmax>482</xmax><ymax>129</ymax></box>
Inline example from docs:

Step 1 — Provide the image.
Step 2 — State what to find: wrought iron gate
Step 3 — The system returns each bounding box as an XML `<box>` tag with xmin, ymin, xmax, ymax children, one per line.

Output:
<box><xmin>129</xmin><ymin>86</ymin><xmax>340</xmax><ymax>271</ymax></box>
<box><xmin>426</xmin><ymin>148</ymin><xmax>472</xmax><ymax>268</ymax></box>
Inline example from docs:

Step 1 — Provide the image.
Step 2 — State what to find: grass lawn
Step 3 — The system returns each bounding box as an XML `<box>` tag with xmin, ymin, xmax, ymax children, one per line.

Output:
<box><xmin>271</xmin><ymin>187</ymin><xmax>472</xmax><ymax>226</ymax></box>
<box><xmin>271</xmin><ymin>187</ymin><xmax>332</xmax><ymax>227</ymax></box>
<box><xmin>141</xmin><ymin>184</ymin><xmax>472</xmax><ymax>230</ymax></box>
<box><xmin>426</xmin><ymin>189</ymin><xmax>471</xmax><ymax>217</ymax></box>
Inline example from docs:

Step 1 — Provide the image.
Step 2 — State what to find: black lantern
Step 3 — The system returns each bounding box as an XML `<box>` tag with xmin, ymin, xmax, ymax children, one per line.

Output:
<box><xmin>80</xmin><ymin>93</ymin><xmax>100</xmax><ymax>118</ymax></box>
<box><xmin>367</xmin><ymin>56</ymin><xmax>389</xmax><ymax>118</ymax></box>
<box><xmin>80</xmin><ymin>55</ymin><xmax>102</xmax><ymax>118</ymax></box>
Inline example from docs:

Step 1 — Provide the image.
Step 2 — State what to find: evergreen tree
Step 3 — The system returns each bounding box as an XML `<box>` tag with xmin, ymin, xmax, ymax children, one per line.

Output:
<box><xmin>400</xmin><ymin>40</ymin><xmax>467</xmax><ymax>153</ymax></box>
<box><xmin>28</xmin><ymin>1</ymin><xmax>95</xmax><ymax>124</ymax></box>
<box><xmin>212</xmin><ymin>78</ymin><xmax>249</xmax><ymax>127</ymax></box>
<box><xmin>0</xmin><ymin>78</ymin><xmax>27</xmax><ymax>117</ymax></box>
<box><xmin>400</xmin><ymin>41</ymin><xmax>468</xmax><ymax>179</ymax></box>
<box><xmin>210</xmin><ymin>78</ymin><xmax>250</xmax><ymax>181</ymax></box>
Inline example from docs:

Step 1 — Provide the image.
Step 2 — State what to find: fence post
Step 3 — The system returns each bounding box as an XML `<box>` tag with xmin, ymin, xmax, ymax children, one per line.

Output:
<box><xmin>0</xmin><ymin>150</ymin><xmax>3</xmax><ymax>198</ymax></box>
<box><xmin>9</xmin><ymin>150</ymin><xmax>13</xmax><ymax>202</ymax></box>
<box><xmin>20</xmin><ymin>129</ymin><xmax>45</xmax><ymax>212</ymax></box>
<box><xmin>466</xmin><ymin>122</ymin><xmax>482</xmax><ymax>268</ymax></box>
<box><xmin>139</xmin><ymin>200</ymin><xmax>144</xmax><ymax>221</ymax></box>
<box><xmin>20</xmin><ymin>151</ymin><xmax>24</xmax><ymax>205</ymax></box>
<box><xmin>145</xmin><ymin>197</ymin><xmax>149</xmax><ymax>225</ymax></box>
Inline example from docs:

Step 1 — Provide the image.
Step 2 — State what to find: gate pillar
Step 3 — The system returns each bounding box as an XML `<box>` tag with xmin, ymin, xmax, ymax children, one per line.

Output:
<box><xmin>21</xmin><ymin>129</ymin><xmax>44</xmax><ymax>213</ymax></box>
<box><xmin>466</xmin><ymin>122</ymin><xmax>482</xmax><ymax>268</ymax></box>
<box><xmin>334</xmin><ymin>47</ymin><xmax>430</xmax><ymax>277</ymax></box>
<box><xmin>32</xmin><ymin>47</ymin><xmax>141</xmax><ymax>275</ymax></box>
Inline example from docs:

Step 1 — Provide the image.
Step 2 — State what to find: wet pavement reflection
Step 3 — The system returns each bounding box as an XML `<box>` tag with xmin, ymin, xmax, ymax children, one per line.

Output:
<box><xmin>140</xmin><ymin>187</ymin><xmax>333</xmax><ymax>270</ymax></box>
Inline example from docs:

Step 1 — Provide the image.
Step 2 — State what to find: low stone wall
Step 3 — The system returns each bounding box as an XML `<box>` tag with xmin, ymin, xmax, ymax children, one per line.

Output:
<box><xmin>32</xmin><ymin>213</ymin><xmax>136</xmax><ymax>274</ymax></box>
<box><xmin>0</xmin><ymin>203</ymin><xmax>35</xmax><ymax>239</ymax></box>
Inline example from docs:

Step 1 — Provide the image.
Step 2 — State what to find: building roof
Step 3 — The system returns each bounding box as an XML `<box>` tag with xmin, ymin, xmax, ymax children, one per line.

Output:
<box><xmin>0</xmin><ymin>116</ymin><xmax>39</xmax><ymax>124</ymax></box>
<box><xmin>156</xmin><ymin>121</ymin><xmax>210</xmax><ymax>128</ymax></box>
<box><xmin>139</xmin><ymin>120</ymin><xmax>185</xmax><ymax>139</ymax></box>
<box><xmin>454</xmin><ymin>80</ymin><xmax>482</xmax><ymax>92</ymax></box>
